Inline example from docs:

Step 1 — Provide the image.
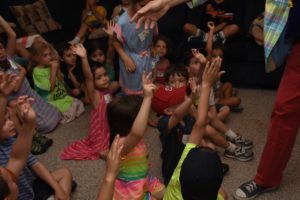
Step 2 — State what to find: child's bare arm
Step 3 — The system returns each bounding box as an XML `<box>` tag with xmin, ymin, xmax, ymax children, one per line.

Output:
<box><xmin>49</xmin><ymin>61</ymin><xmax>60</xmax><ymax>92</ymax></box>
<box><xmin>206</xmin><ymin>21</ymin><xmax>215</xmax><ymax>61</ymax></box>
<box><xmin>71</xmin><ymin>44</ymin><xmax>99</xmax><ymax>107</ymax></box>
<box><xmin>97</xmin><ymin>135</ymin><xmax>123</xmax><ymax>200</ymax></box>
<box><xmin>6</xmin><ymin>96</ymin><xmax>36</xmax><ymax>177</ymax></box>
<box><xmin>103</xmin><ymin>21</ymin><xmax>115</xmax><ymax>65</ymax></box>
<box><xmin>167</xmin><ymin>78</ymin><xmax>198</xmax><ymax>130</ymax></box>
<box><xmin>188</xmin><ymin>58</ymin><xmax>223</xmax><ymax>145</ymax></box>
<box><xmin>14</xmin><ymin>65</ymin><xmax>27</xmax><ymax>92</ymax></box>
<box><xmin>0</xmin><ymin>72</ymin><xmax>19</xmax><ymax>128</ymax></box>
<box><xmin>0</xmin><ymin>16</ymin><xmax>16</xmax><ymax>56</ymax></box>
<box><xmin>121</xmin><ymin>73</ymin><xmax>157</xmax><ymax>156</ymax></box>
<box><xmin>31</xmin><ymin>162</ymin><xmax>69</xmax><ymax>200</ymax></box>
<box><xmin>214</xmin><ymin>22</ymin><xmax>227</xmax><ymax>34</ymax></box>
<box><xmin>113</xmin><ymin>35</ymin><xmax>136</xmax><ymax>73</ymax></box>
<box><xmin>68</xmin><ymin>69</ymin><xmax>81</xmax><ymax>89</ymax></box>
<box><xmin>15</xmin><ymin>43</ymin><xmax>31</xmax><ymax>59</ymax></box>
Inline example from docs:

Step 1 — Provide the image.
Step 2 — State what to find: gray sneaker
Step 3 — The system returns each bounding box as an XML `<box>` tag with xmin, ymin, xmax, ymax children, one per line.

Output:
<box><xmin>224</xmin><ymin>146</ymin><xmax>253</xmax><ymax>162</ymax></box>
<box><xmin>229</xmin><ymin>135</ymin><xmax>253</xmax><ymax>150</ymax></box>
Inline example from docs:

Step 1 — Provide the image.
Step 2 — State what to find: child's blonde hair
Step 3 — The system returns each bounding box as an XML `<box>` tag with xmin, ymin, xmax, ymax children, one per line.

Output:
<box><xmin>28</xmin><ymin>41</ymin><xmax>59</xmax><ymax>72</ymax></box>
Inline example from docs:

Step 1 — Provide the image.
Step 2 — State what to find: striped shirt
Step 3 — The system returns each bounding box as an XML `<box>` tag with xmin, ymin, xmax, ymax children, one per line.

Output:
<box><xmin>264</xmin><ymin>0</ymin><xmax>290</xmax><ymax>72</ymax></box>
<box><xmin>0</xmin><ymin>137</ymin><xmax>37</xmax><ymax>200</ymax></box>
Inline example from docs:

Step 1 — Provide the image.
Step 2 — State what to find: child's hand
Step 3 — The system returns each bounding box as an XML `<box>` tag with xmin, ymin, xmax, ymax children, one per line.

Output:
<box><xmin>207</xmin><ymin>21</ymin><xmax>215</xmax><ymax>30</ymax></box>
<box><xmin>50</xmin><ymin>60</ymin><xmax>60</xmax><ymax>70</ymax></box>
<box><xmin>71</xmin><ymin>43</ymin><xmax>87</xmax><ymax>59</ymax></box>
<box><xmin>105</xmin><ymin>135</ymin><xmax>123</xmax><ymax>181</ymax></box>
<box><xmin>124</xmin><ymin>56</ymin><xmax>136</xmax><ymax>73</ymax></box>
<box><xmin>142</xmin><ymin>72</ymin><xmax>157</xmax><ymax>98</ymax></box>
<box><xmin>0</xmin><ymin>72</ymin><xmax>19</xmax><ymax>97</ymax></box>
<box><xmin>202</xmin><ymin>57</ymin><xmax>224</xmax><ymax>87</ymax></box>
<box><xmin>188</xmin><ymin>77</ymin><xmax>200</xmax><ymax>100</ymax></box>
<box><xmin>191</xmin><ymin>49</ymin><xmax>206</xmax><ymax>64</ymax></box>
<box><xmin>10</xmin><ymin>96</ymin><xmax>36</xmax><ymax>134</ymax></box>
<box><xmin>103</xmin><ymin>20</ymin><xmax>115</xmax><ymax>37</ymax></box>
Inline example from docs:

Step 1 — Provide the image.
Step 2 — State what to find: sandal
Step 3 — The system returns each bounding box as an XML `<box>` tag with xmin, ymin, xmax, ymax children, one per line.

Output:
<box><xmin>31</xmin><ymin>141</ymin><xmax>47</xmax><ymax>155</ymax></box>
<box><xmin>33</xmin><ymin>133</ymin><xmax>53</xmax><ymax>148</ymax></box>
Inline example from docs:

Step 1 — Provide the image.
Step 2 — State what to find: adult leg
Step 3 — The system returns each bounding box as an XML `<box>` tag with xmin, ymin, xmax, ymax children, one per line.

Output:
<box><xmin>234</xmin><ymin>41</ymin><xmax>300</xmax><ymax>199</ymax></box>
<box><xmin>255</xmin><ymin>41</ymin><xmax>300</xmax><ymax>187</ymax></box>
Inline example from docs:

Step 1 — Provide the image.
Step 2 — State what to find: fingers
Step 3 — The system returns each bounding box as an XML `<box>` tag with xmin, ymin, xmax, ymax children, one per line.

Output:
<box><xmin>110</xmin><ymin>134</ymin><xmax>120</xmax><ymax>160</ymax></box>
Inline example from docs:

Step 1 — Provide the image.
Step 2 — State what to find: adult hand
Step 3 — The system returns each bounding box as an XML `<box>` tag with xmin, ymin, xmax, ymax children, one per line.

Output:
<box><xmin>131</xmin><ymin>0</ymin><xmax>171</xmax><ymax>29</ymax></box>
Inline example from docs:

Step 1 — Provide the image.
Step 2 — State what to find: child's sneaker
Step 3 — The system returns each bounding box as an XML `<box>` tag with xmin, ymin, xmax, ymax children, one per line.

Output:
<box><xmin>224</xmin><ymin>146</ymin><xmax>253</xmax><ymax>162</ymax></box>
<box><xmin>229</xmin><ymin>135</ymin><xmax>253</xmax><ymax>150</ymax></box>
<box><xmin>31</xmin><ymin>140</ymin><xmax>47</xmax><ymax>155</ymax></box>
<box><xmin>34</xmin><ymin>133</ymin><xmax>53</xmax><ymax>148</ymax></box>
<box><xmin>233</xmin><ymin>180</ymin><xmax>278</xmax><ymax>200</ymax></box>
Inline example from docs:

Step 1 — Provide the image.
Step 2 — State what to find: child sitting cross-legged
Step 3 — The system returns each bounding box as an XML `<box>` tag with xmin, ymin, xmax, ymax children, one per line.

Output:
<box><xmin>153</xmin><ymin>61</ymin><xmax>253</xmax><ymax>185</ymax></box>
<box><xmin>61</xmin><ymin>44</ymin><xmax>116</xmax><ymax>160</ymax></box>
<box><xmin>30</xmin><ymin>41</ymin><xmax>85</xmax><ymax>124</ymax></box>
<box><xmin>0</xmin><ymin>95</ymin><xmax>76</xmax><ymax>200</ymax></box>
<box><xmin>163</xmin><ymin>58</ymin><xmax>228</xmax><ymax>200</ymax></box>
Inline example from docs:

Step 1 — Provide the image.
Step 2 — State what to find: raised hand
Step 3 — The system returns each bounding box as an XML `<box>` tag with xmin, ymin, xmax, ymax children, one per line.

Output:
<box><xmin>71</xmin><ymin>43</ymin><xmax>87</xmax><ymax>59</ymax></box>
<box><xmin>103</xmin><ymin>20</ymin><xmax>115</xmax><ymax>37</ymax></box>
<box><xmin>191</xmin><ymin>49</ymin><xmax>206</xmax><ymax>64</ymax></box>
<box><xmin>142</xmin><ymin>72</ymin><xmax>157</xmax><ymax>98</ymax></box>
<box><xmin>202</xmin><ymin>57</ymin><xmax>224</xmax><ymax>87</ymax></box>
<box><xmin>0</xmin><ymin>72</ymin><xmax>19</xmax><ymax>97</ymax></box>
<box><xmin>207</xmin><ymin>21</ymin><xmax>215</xmax><ymax>30</ymax></box>
<box><xmin>105</xmin><ymin>135</ymin><xmax>123</xmax><ymax>181</ymax></box>
<box><xmin>10</xmin><ymin>96</ymin><xmax>36</xmax><ymax>134</ymax></box>
<box><xmin>188</xmin><ymin>77</ymin><xmax>200</xmax><ymax>99</ymax></box>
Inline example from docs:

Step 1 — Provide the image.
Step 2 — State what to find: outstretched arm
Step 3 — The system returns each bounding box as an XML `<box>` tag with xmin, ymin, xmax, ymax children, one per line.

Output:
<box><xmin>188</xmin><ymin>57</ymin><xmax>223</xmax><ymax>145</ymax></box>
<box><xmin>121</xmin><ymin>73</ymin><xmax>156</xmax><ymax>156</ymax></box>
<box><xmin>71</xmin><ymin>44</ymin><xmax>99</xmax><ymax>108</ymax></box>
<box><xmin>97</xmin><ymin>135</ymin><xmax>123</xmax><ymax>200</ymax></box>
<box><xmin>6</xmin><ymin>96</ymin><xmax>36</xmax><ymax>177</ymax></box>
<box><xmin>206</xmin><ymin>21</ymin><xmax>215</xmax><ymax>61</ymax></box>
<box><xmin>131</xmin><ymin>0</ymin><xmax>188</xmax><ymax>29</ymax></box>
<box><xmin>0</xmin><ymin>16</ymin><xmax>17</xmax><ymax>56</ymax></box>
<box><xmin>0</xmin><ymin>72</ymin><xmax>19</xmax><ymax>128</ymax></box>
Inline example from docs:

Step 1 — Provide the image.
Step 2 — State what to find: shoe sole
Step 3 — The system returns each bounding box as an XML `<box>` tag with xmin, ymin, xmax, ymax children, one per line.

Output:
<box><xmin>224</xmin><ymin>153</ymin><xmax>253</xmax><ymax>162</ymax></box>
<box><xmin>232</xmin><ymin>187</ymin><xmax>278</xmax><ymax>200</ymax></box>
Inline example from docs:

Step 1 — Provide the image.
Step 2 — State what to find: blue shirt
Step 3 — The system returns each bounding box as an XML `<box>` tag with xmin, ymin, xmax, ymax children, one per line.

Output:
<box><xmin>0</xmin><ymin>137</ymin><xmax>37</xmax><ymax>200</ymax></box>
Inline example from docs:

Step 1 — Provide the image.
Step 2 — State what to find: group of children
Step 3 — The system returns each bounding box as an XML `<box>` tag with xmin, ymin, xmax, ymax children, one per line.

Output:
<box><xmin>0</xmin><ymin>0</ymin><xmax>253</xmax><ymax>199</ymax></box>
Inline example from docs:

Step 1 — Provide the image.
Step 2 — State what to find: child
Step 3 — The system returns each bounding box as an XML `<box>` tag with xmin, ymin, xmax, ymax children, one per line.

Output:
<box><xmin>205</xmin><ymin>22</ymin><xmax>242</xmax><ymax>111</ymax></box>
<box><xmin>153</xmin><ymin>62</ymin><xmax>252</xmax><ymax>184</ymax></box>
<box><xmin>111</xmin><ymin>0</ymin><xmax>130</xmax><ymax>22</ymax></box>
<box><xmin>0</xmin><ymin>98</ymin><xmax>75</xmax><ymax>200</ymax></box>
<box><xmin>61</xmin><ymin>44</ymin><xmax>112</xmax><ymax>160</ymax></box>
<box><xmin>113</xmin><ymin>0</ymin><xmax>156</xmax><ymax>95</ymax></box>
<box><xmin>57</xmin><ymin>42</ymin><xmax>89</xmax><ymax>104</ymax></box>
<box><xmin>162</xmin><ymin>58</ymin><xmax>228</xmax><ymax>200</ymax></box>
<box><xmin>1</xmin><ymin>18</ymin><xmax>60</xmax><ymax>154</ymax></box>
<box><xmin>0</xmin><ymin>95</ymin><xmax>36</xmax><ymax>200</ymax></box>
<box><xmin>107</xmin><ymin>73</ymin><xmax>165</xmax><ymax>199</ymax></box>
<box><xmin>152</xmin><ymin>34</ymin><xmax>171</xmax><ymax>85</ymax></box>
<box><xmin>30</xmin><ymin>41</ymin><xmax>85</xmax><ymax>124</ymax></box>
<box><xmin>69</xmin><ymin>0</ymin><xmax>108</xmax><ymax>44</ymax></box>
<box><xmin>183</xmin><ymin>0</ymin><xmax>239</xmax><ymax>43</ymax></box>
<box><xmin>187</xmin><ymin>47</ymin><xmax>230</xmax><ymax>120</ymax></box>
